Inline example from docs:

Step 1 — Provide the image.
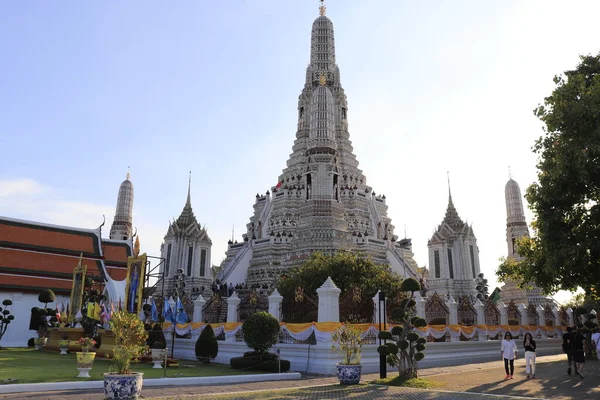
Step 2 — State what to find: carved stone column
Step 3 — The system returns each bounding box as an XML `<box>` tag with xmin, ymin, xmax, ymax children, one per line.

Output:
<box><xmin>268</xmin><ymin>289</ymin><xmax>283</xmax><ymax>322</ymax></box>
<box><xmin>227</xmin><ymin>292</ymin><xmax>241</xmax><ymax>323</ymax></box>
<box><xmin>193</xmin><ymin>295</ymin><xmax>206</xmax><ymax>323</ymax></box>
<box><xmin>316</xmin><ymin>276</ymin><xmax>341</xmax><ymax>323</ymax></box>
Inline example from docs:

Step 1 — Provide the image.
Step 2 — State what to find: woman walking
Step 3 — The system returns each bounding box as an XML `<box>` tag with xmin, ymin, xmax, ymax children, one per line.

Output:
<box><xmin>523</xmin><ymin>333</ymin><xmax>537</xmax><ymax>378</ymax></box>
<box><xmin>501</xmin><ymin>332</ymin><xmax>518</xmax><ymax>379</ymax></box>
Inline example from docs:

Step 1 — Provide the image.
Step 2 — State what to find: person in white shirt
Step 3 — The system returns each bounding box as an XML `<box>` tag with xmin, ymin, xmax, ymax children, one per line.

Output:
<box><xmin>501</xmin><ymin>332</ymin><xmax>518</xmax><ymax>379</ymax></box>
<box><xmin>591</xmin><ymin>328</ymin><xmax>600</xmax><ymax>360</ymax></box>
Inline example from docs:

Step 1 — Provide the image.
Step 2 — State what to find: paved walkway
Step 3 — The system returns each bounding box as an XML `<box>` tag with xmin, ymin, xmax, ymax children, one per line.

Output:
<box><xmin>0</xmin><ymin>354</ymin><xmax>597</xmax><ymax>399</ymax></box>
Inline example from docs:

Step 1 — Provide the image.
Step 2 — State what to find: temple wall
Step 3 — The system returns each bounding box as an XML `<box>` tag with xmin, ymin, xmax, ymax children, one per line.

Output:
<box><xmin>0</xmin><ymin>291</ymin><xmax>70</xmax><ymax>348</ymax></box>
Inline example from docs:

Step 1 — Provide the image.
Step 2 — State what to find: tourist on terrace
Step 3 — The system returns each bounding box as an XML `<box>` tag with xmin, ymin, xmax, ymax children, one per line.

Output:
<box><xmin>523</xmin><ymin>333</ymin><xmax>536</xmax><ymax>378</ymax></box>
<box><xmin>501</xmin><ymin>332</ymin><xmax>518</xmax><ymax>379</ymax></box>
<box><xmin>563</xmin><ymin>326</ymin><xmax>577</xmax><ymax>375</ymax></box>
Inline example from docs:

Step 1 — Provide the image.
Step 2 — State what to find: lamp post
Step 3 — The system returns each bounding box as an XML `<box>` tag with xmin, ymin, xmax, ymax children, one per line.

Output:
<box><xmin>474</xmin><ymin>273</ymin><xmax>489</xmax><ymax>301</ymax></box>
<box><xmin>378</xmin><ymin>291</ymin><xmax>387</xmax><ymax>379</ymax></box>
<box><xmin>170</xmin><ymin>269</ymin><xmax>187</xmax><ymax>359</ymax></box>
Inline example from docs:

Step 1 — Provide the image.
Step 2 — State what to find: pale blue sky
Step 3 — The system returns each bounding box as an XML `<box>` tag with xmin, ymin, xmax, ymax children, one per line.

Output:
<box><xmin>2</xmin><ymin>1</ymin><xmax>599</xmax><ymax>303</ymax></box>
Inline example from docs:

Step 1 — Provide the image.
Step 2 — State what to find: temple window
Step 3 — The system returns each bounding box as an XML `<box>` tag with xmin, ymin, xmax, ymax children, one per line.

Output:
<box><xmin>165</xmin><ymin>243</ymin><xmax>172</xmax><ymax>276</ymax></box>
<box><xmin>200</xmin><ymin>249</ymin><xmax>207</xmax><ymax>277</ymax></box>
<box><xmin>434</xmin><ymin>250</ymin><xmax>440</xmax><ymax>278</ymax></box>
<box><xmin>187</xmin><ymin>246</ymin><xmax>194</xmax><ymax>276</ymax></box>
<box><xmin>470</xmin><ymin>245</ymin><xmax>476</xmax><ymax>278</ymax></box>
<box><xmin>447</xmin><ymin>248</ymin><xmax>454</xmax><ymax>279</ymax></box>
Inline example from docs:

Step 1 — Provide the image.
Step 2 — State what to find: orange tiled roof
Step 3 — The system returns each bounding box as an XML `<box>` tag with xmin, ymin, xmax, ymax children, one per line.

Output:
<box><xmin>0</xmin><ymin>271</ymin><xmax>74</xmax><ymax>294</ymax></box>
<box><xmin>102</xmin><ymin>240</ymin><xmax>131</xmax><ymax>266</ymax></box>
<box><xmin>0</xmin><ymin>218</ymin><xmax>100</xmax><ymax>256</ymax></box>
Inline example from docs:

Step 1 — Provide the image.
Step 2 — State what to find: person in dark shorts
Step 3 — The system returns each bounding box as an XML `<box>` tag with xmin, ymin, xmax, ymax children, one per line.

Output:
<box><xmin>571</xmin><ymin>327</ymin><xmax>586</xmax><ymax>378</ymax></box>
<box><xmin>563</xmin><ymin>327</ymin><xmax>577</xmax><ymax>375</ymax></box>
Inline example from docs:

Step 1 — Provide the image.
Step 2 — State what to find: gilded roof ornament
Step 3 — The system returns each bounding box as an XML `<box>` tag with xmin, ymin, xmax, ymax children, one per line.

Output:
<box><xmin>319</xmin><ymin>73</ymin><xmax>327</xmax><ymax>86</ymax></box>
<box><xmin>319</xmin><ymin>0</ymin><xmax>326</xmax><ymax>16</ymax></box>
<box><xmin>126</xmin><ymin>166</ymin><xmax>131</xmax><ymax>180</ymax></box>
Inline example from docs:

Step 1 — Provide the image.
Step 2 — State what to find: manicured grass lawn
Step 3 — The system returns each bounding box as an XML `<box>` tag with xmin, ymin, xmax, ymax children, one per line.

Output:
<box><xmin>371</xmin><ymin>375</ymin><xmax>441</xmax><ymax>389</ymax></box>
<box><xmin>0</xmin><ymin>348</ymin><xmax>258</xmax><ymax>384</ymax></box>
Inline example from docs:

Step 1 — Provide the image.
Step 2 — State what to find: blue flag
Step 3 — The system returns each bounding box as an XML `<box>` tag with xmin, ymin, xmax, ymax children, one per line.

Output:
<box><xmin>151</xmin><ymin>298</ymin><xmax>159</xmax><ymax>322</ymax></box>
<box><xmin>163</xmin><ymin>298</ymin><xmax>175</xmax><ymax>324</ymax></box>
<box><xmin>176</xmin><ymin>298</ymin><xmax>189</xmax><ymax>324</ymax></box>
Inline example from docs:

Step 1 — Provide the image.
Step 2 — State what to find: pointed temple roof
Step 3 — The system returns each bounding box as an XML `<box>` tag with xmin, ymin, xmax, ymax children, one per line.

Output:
<box><xmin>175</xmin><ymin>172</ymin><xmax>198</xmax><ymax>229</ymax></box>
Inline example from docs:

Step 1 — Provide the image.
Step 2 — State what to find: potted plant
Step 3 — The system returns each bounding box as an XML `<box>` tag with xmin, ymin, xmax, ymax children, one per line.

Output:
<box><xmin>331</xmin><ymin>324</ymin><xmax>362</xmax><ymax>384</ymax></box>
<box><xmin>59</xmin><ymin>334</ymin><xmax>70</xmax><ymax>355</ymax></box>
<box><xmin>150</xmin><ymin>340</ymin><xmax>166</xmax><ymax>369</ymax></box>
<box><xmin>104</xmin><ymin>311</ymin><xmax>148</xmax><ymax>400</ymax></box>
<box><xmin>76</xmin><ymin>337</ymin><xmax>97</xmax><ymax>378</ymax></box>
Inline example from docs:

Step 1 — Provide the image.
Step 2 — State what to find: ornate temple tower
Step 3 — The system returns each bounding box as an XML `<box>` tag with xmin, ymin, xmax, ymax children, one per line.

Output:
<box><xmin>109</xmin><ymin>170</ymin><xmax>134</xmax><ymax>240</ymax></box>
<box><xmin>159</xmin><ymin>174</ymin><xmax>212</xmax><ymax>297</ymax></box>
<box><xmin>500</xmin><ymin>176</ymin><xmax>549</xmax><ymax>306</ymax></box>
<box><xmin>217</xmin><ymin>1</ymin><xmax>421</xmax><ymax>287</ymax></box>
<box><xmin>426</xmin><ymin>182</ymin><xmax>481</xmax><ymax>300</ymax></box>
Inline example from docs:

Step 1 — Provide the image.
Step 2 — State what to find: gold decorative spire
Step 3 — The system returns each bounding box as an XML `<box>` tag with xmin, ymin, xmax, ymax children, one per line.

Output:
<box><xmin>126</xmin><ymin>166</ymin><xmax>131</xmax><ymax>180</ymax></box>
<box><xmin>133</xmin><ymin>236</ymin><xmax>140</xmax><ymax>257</ymax></box>
<box><xmin>319</xmin><ymin>73</ymin><xmax>327</xmax><ymax>86</ymax></box>
<box><xmin>319</xmin><ymin>0</ymin><xmax>326</xmax><ymax>16</ymax></box>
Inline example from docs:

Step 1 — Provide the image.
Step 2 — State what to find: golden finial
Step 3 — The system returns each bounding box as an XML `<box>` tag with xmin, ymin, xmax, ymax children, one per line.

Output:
<box><xmin>319</xmin><ymin>73</ymin><xmax>327</xmax><ymax>86</ymax></box>
<box><xmin>133</xmin><ymin>236</ymin><xmax>140</xmax><ymax>257</ymax></box>
<box><xmin>319</xmin><ymin>0</ymin><xmax>326</xmax><ymax>16</ymax></box>
<box><xmin>126</xmin><ymin>166</ymin><xmax>131</xmax><ymax>180</ymax></box>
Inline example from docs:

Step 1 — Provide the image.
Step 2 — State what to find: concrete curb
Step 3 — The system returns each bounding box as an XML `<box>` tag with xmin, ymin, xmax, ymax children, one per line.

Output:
<box><xmin>0</xmin><ymin>372</ymin><xmax>302</xmax><ymax>394</ymax></box>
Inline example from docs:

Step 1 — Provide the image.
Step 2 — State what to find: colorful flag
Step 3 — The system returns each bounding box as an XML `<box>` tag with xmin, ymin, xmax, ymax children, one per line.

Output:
<box><xmin>163</xmin><ymin>298</ymin><xmax>175</xmax><ymax>324</ymax></box>
<box><xmin>55</xmin><ymin>303</ymin><xmax>61</xmax><ymax>321</ymax></box>
<box><xmin>275</xmin><ymin>181</ymin><xmax>282</xmax><ymax>189</ymax></box>
<box><xmin>100</xmin><ymin>303</ymin><xmax>109</xmax><ymax>325</ymax></box>
<box><xmin>151</xmin><ymin>298</ymin><xmax>159</xmax><ymax>322</ymax></box>
<box><xmin>176</xmin><ymin>298</ymin><xmax>189</xmax><ymax>324</ymax></box>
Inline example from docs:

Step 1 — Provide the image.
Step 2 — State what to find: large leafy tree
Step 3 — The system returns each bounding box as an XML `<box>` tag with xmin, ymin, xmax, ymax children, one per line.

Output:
<box><xmin>497</xmin><ymin>54</ymin><xmax>600</xmax><ymax>297</ymax></box>
<box><xmin>277</xmin><ymin>251</ymin><xmax>405</xmax><ymax>323</ymax></box>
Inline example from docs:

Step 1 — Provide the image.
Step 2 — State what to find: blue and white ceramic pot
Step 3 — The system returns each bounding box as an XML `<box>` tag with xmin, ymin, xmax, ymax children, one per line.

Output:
<box><xmin>103</xmin><ymin>372</ymin><xmax>144</xmax><ymax>400</ymax></box>
<box><xmin>336</xmin><ymin>364</ymin><xmax>362</xmax><ymax>384</ymax></box>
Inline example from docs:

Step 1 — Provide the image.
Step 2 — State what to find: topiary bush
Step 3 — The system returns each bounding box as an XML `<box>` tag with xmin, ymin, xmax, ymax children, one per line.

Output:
<box><xmin>38</xmin><ymin>290</ymin><xmax>56</xmax><ymax>306</ymax></box>
<box><xmin>195</xmin><ymin>325</ymin><xmax>218</xmax><ymax>363</ymax></box>
<box><xmin>377</xmin><ymin>278</ymin><xmax>427</xmax><ymax>379</ymax></box>
<box><xmin>230</xmin><ymin>356</ymin><xmax>290</xmax><ymax>373</ymax></box>
<box><xmin>0</xmin><ymin>299</ymin><xmax>15</xmax><ymax>346</ymax></box>
<box><xmin>242</xmin><ymin>312</ymin><xmax>280</xmax><ymax>354</ymax></box>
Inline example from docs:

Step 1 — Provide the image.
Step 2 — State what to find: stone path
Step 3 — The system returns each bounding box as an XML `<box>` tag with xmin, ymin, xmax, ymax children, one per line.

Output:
<box><xmin>0</xmin><ymin>354</ymin><xmax>597</xmax><ymax>400</ymax></box>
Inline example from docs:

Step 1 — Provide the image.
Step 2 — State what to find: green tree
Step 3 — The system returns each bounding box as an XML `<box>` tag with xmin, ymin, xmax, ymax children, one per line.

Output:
<box><xmin>278</xmin><ymin>251</ymin><xmax>405</xmax><ymax>323</ymax></box>
<box><xmin>497</xmin><ymin>53</ymin><xmax>600</xmax><ymax>297</ymax></box>
<box><xmin>242</xmin><ymin>312</ymin><xmax>280</xmax><ymax>354</ymax></box>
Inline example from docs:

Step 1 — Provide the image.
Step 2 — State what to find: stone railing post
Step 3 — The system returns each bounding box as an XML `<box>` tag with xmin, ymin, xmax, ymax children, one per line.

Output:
<box><xmin>518</xmin><ymin>304</ymin><xmax>528</xmax><ymax>326</ymax></box>
<box><xmin>268</xmin><ymin>289</ymin><xmax>283</xmax><ymax>322</ymax></box>
<box><xmin>193</xmin><ymin>295</ymin><xmax>206</xmax><ymax>323</ymax></box>
<box><xmin>552</xmin><ymin>306</ymin><xmax>561</xmax><ymax>327</ymax></box>
<box><xmin>227</xmin><ymin>292</ymin><xmax>241</xmax><ymax>323</ymax></box>
<box><xmin>414</xmin><ymin>292</ymin><xmax>426</xmax><ymax>320</ymax></box>
<box><xmin>499</xmin><ymin>302</ymin><xmax>508</xmax><ymax>325</ymax></box>
<box><xmin>372</xmin><ymin>290</ymin><xmax>382</xmax><ymax>326</ymax></box>
<box><xmin>536</xmin><ymin>305</ymin><xmax>547</xmax><ymax>338</ymax></box>
<box><xmin>566</xmin><ymin>307</ymin><xmax>574</xmax><ymax>327</ymax></box>
<box><xmin>446</xmin><ymin>297</ymin><xmax>458</xmax><ymax>325</ymax></box>
<box><xmin>446</xmin><ymin>297</ymin><xmax>458</xmax><ymax>342</ymax></box>
<box><xmin>475</xmin><ymin>299</ymin><xmax>486</xmax><ymax>342</ymax></box>
<box><xmin>316</xmin><ymin>276</ymin><xmax>341</xmax><ymax>323</ymax></box>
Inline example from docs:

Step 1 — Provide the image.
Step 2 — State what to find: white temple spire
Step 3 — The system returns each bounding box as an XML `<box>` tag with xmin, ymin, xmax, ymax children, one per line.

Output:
<box><xmin>109</xmin><ymin>169</ymin><xmax>134</xmax><ymax>240</ymax></box>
